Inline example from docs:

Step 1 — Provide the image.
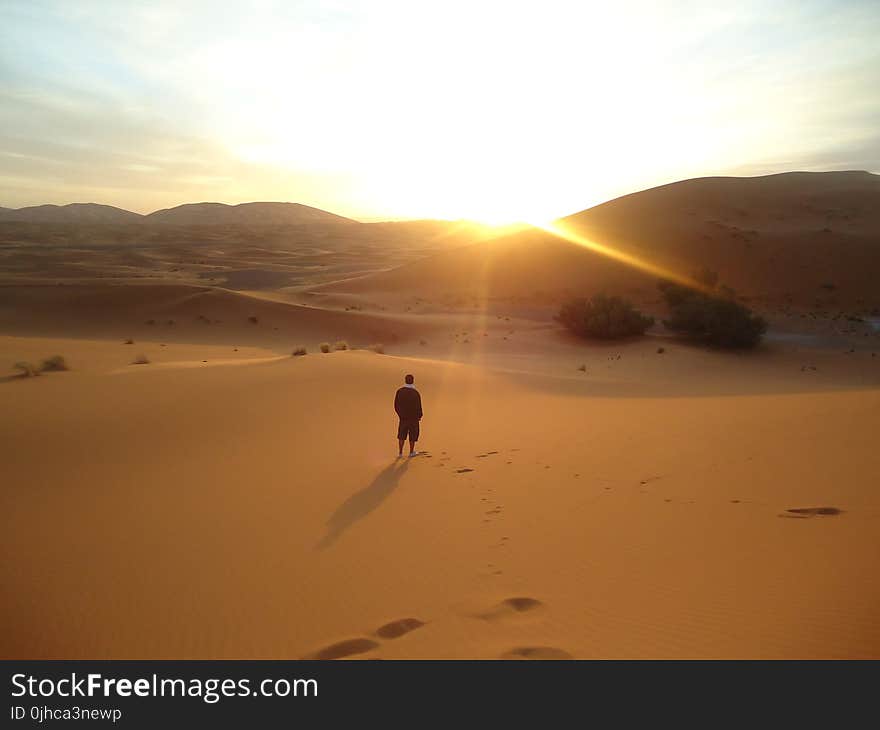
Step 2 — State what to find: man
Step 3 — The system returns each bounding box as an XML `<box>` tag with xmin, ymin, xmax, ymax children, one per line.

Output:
<box><xmin>394</xmin><ymin>373</ymin><xmax>423</xmax><ymax>458</ymax></box>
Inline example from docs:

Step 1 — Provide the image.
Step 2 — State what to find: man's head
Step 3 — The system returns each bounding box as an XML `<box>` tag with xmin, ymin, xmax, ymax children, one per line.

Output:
<box><xmin>405</xmin><ymin>374</ymin><xmax>414</xmax><ymax>385</ymax></box>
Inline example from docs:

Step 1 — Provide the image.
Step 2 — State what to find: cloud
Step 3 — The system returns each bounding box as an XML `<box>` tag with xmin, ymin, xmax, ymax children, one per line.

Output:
<box><xmin>1</xmin><ymin>0</ymin><xmax>878</xmax><ymax>219</ymax></box>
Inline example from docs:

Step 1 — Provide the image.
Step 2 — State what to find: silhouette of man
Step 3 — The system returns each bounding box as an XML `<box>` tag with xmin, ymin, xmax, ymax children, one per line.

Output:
<box><xmin>394</xmin><ymin>373</ymin><xmax>423</xmax><ymax>457</ymax></box>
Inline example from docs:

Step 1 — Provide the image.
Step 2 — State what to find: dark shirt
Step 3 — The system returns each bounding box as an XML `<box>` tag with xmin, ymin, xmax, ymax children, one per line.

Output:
<box><xmin>394</xmin><ymin>386</ymin><xmax>423</xmax><ymax>421</ymax></box>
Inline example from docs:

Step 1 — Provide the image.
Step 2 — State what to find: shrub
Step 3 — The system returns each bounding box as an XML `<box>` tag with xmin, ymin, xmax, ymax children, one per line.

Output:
<box><xmin>658</xmin><ymin>280</ymin><xmax>767</xmax><ymax>348</ymax></box>
<box><xmin>555</xmin><ymin>294</ymin><xmax>654</xmax><ymax>339</ymax></box>
<box><xmin>132</xmin><ymin>354</ymin><xmax>150</xmax><ymax>365</ymax></box>
<box><xmin>248</xmin><ymin>315</ymin><xmax>259</xmax><ymax>324</ymax></box>
<box><xmin>333</xmin><ymin>340</ymin><xmax>348</xmax><ymax>351</ymax></box>
<box><xmin>292</xmin><ymin>347</ymin><xmax>307</xmax><ymax>356</ymax></box>
<box><xmin>367</xmin><ymin>343</ymin><xmax>385</xmax><ymax>354</ymax></box>
<box><xmin>319</xmin><ymin>342</ymin><xmax>331</xmax><ymax>353</ymax></box>
<box><xmin>40</xmin><ymin>355</ymin><xmax>68</xmax><ymax>372</ymax></box>
<box><xmin>14</xmin><ymin>361</ymin><xmax>40</xmax><ymax>377</ymax></box>
<box><xmin>124</xmin><ymin>338</ymin><xmax>134</xmax><ymax>344</ymax></box>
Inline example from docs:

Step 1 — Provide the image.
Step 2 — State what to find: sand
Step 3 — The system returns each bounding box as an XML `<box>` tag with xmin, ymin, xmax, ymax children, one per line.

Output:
<box><xmin>2</xmin><ymin>171</ymin><xmax>879</xmax><ymax>659</ymax></box>
<box><xmin>319</xmin><ymin>171</ymin><xmax>880</xmax><ymax>310</ymax></box>
<box><xmin>2</xmin><ymin>337</ymin><xmax>878</xmax><ymax>659</ymax></box>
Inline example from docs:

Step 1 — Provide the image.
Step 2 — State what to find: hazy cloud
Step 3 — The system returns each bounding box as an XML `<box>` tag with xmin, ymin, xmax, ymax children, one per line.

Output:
<box><xmin>1</xmin><ymin>0</ymin><xmax>878</xmax><ymax>220</ymax></box>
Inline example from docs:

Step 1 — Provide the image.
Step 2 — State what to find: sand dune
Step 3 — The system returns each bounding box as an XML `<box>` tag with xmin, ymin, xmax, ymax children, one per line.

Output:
<box><xmin>0</xmin><ymin>217</ymin><xmax>497</xmax><ymax>293</ymax></box>
<box><xmin>0</xmin><ymin>200</ymin><xmax>354</xmax><ymax>226</ymax></box>
<box><xmin>2</xmin><ymin>171</ymin><xmax>878</xmax><ymax>660</ymax></box>
<box><xmin>0</xmin><ymin>203</ymin><xmax>143</xmax><ymax>224</ymax></box>
<box><xmin>0</xmin><ymin>283</ymin><xmax>441</xmax><ymax>348</ymax></box>
<box><xmin>319</xmin><ymin>172</ymin><xmax>880</xmax><ymax>309</ymax></box>
<box><xmin>2</xmin><ymin>348</ymin><xmax>878</xmax><ymax>659</ymax></box>
<box><xmin>144</xmin><ymin>201</ymin><xmax>356</xmax><ymax>226</ymax></box>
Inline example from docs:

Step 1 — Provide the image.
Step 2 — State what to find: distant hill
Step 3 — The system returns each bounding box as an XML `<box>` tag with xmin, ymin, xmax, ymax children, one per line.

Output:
<box><xmin>143</xmin><ymin>202</ymin><xmax>356</xmax><ymax>226</ymax></box>
<box><xmin>0</xmin><ymin>203</ymin><xmax>143</xmax><ymax>224</ymax></box>
<box><xmin>0</xmin><ymin>201</ymin><xmax>357</xmax><ymax>226</ymax></box>
<box><xmin>318</xmin><ymin>171</ymin><xmax>880</xmax><ymax>308</ymax></box>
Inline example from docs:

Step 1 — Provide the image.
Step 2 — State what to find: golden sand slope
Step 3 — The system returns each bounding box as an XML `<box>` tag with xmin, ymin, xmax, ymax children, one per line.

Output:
<box><xmin>318</xmin><ymin>171</ymin><xmax>880</xmax><ymax>308</ymax></box>
<box><xmin>0</xmin><ymin>284</ymin><xmax>434</xmax><ymax>347</ymax></box>
<box><xmin>2</xmin><ymin>346</ymin><xmax>878</xmax><ymax>659</ymax></box>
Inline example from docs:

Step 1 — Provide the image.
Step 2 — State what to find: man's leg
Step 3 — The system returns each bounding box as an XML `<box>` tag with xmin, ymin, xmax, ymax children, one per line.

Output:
<box><xmin>398</xmin><ymin>438</ymin><xmax>405</xmax><ymax>457</ymax></box>
<box><xmin>408</xmin><ymin>421</ymin><xmax>420</xmax><ymax>456</ymax></box>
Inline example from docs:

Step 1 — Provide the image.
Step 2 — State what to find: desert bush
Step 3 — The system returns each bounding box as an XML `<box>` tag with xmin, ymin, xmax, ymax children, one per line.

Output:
<box><xmin>333</xmin><ymin>340</ymin><xmax>348</xmax><ymax>351</ymax></box>
<box><xmin>367</xmin><ymin>343</ymin><xmax>385</xmax><ymax>354</ymax></box>
<box><xmin>132</xmin><ymin>354</ymin><xmax>150</xmax><ymax>365</ymax></box>
<box><xmin>319</xmin><ymin>342</ymin><xmax>331</xmax><ymax>353</ymax></box>
<box><xmin>40</xmin><ymin>355</ymin><xmax>68</xmax><ymax>372</ymax></box>
<box><xmin>556</xmin><ymin>294</ymin><xmax>654</xmax><ymax>339</ymax></box>
<box><xmin>14</xmin><ymin>361</ymin><xmax>40</xmax><ymax>377</ymax></box>
<box><xmin>658</xmin><ymin>280</ymin><xmax>766</xmax><ymax>348</ymax></box>
<box><xmin>292</xmin><ymin>346</ymin><xmax>307</xmax><ymax>356</ymax></box>
<box><xmin>124</xmin><ymin>338</ymin><xmax>134</xmax><ymax>344</ymax></box>
<box><xmin>248</xmin><ymin>315</ymin><xmax>259</xmax><ymax>324</ymax></box>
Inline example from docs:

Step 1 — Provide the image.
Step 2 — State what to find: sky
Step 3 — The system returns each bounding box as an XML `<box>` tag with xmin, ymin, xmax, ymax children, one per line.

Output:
<box><xmin>1</xmin><ymin>0</ymin><xmax>879</xmax><ymax>223</ymax></box>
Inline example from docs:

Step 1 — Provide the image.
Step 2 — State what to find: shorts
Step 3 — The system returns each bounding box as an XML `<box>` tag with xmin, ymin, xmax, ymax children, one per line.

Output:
<box><xmin>397</xmin><ymin>419</ymin><xmax>420</xmax><ymax>441</ymax></box>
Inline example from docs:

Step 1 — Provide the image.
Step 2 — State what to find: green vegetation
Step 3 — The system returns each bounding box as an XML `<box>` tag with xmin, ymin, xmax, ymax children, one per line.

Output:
<box><xmin>14</xmin><ymin>361</ymin><xmax>40</xmax><ymax>377</ymax></box>
<box><xmin>658</xmin><ymin>273</ymin><xmax>766</xmax><ymax>348</ymax></box>
<box><xmin>556</xmin><ymin>294</ymin><xmax>654</xmax><ymax>339</ymax></box>
<box><xmin>40</xmin><ymin>355</ymin><xmax>69</xmax><ymax>372</ymax></box>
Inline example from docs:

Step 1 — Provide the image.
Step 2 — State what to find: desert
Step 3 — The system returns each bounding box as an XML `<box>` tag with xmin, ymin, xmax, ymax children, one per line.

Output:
<box><xmin>2</xmin><ymin>171</ymin><xmax>879</xmax><ymax>659</ymax></box>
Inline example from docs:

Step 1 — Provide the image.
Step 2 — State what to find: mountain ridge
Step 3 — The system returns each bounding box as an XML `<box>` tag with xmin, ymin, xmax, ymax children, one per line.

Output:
<box><xmin>0</xmin><ymin>200</ymin><xmax>357</xmax><ymax>225</ymax></box>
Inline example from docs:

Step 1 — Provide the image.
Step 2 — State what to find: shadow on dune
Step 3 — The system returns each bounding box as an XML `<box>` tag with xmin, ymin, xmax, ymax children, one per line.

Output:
<box><xmin>316</xmin><ymin>460</ymin><xmax>410</xmax><ymax>550</ymax></box>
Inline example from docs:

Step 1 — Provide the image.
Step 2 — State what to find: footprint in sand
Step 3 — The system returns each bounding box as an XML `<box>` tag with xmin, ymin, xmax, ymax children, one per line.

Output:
<box><xmin>456</xmin><ymin>468</ymin><xmax>474</xmax><ymax>474</ymax></box>
<box><xmin>308</xmin><ymin>618</ymin><xmax>426</xmax><ymax>658</ymax></box>
<box><xmin>501</xmin><ymin>646</ymin><xmax>573</xmax><ymax>660</ymax></box>
<box><xmin>475</xmin><ymin>597</ymin><xmax>544</xmax><ymax>621</ymax></box>
<box><xmin>374</xmin><ymin>618</ymin><xmax>425</xmax><ymax>640</ymax></box>
<box><xmin>779</xmin><ymin>506</ymin><xmax>843</xmax><ymax>519</ymax></box>
<box><xmin>305</xmin><ymin>637</ymin><xmax>379</xmax><ymax>660</ymax></box>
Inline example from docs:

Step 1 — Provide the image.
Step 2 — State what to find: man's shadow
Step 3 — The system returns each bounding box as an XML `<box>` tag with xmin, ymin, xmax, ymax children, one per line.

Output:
<box><xmin>316</xmin><ymin>460</ymin><xmax>410</xmax><ymax>550</ymax></box>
